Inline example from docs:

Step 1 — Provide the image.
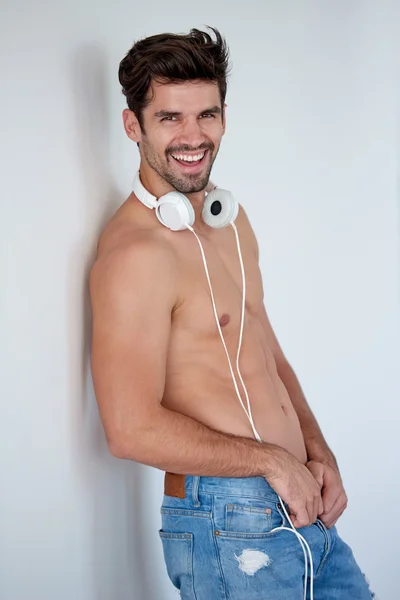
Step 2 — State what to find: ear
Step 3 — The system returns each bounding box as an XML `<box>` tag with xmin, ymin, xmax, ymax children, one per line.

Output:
<box><xmin>122</xmin><ymin>109</ymin><xmax>142</xmax><ymax>143</ymax></box>
<box><xmin>222</xmin><ymin>103</ymin><xmax>227</xmax><ymax>136</ymax></box>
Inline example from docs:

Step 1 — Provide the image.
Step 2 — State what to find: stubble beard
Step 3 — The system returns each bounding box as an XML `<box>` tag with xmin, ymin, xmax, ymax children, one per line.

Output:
<box><xmin>141</xmin><ymin>137</ymin><xmax>219</xmax><ymax>194</ymax></box>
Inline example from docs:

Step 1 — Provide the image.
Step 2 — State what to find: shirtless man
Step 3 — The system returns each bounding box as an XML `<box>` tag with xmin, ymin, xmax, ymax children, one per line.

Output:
<box><xmin>90</xmin><ymin>27</ymin><xmax>374</xmax><ymax>599</ymax></box>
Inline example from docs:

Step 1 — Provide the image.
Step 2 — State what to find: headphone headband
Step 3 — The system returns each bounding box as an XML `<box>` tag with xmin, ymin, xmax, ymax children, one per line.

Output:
<box><xmin>132</xmin><ymin>172</ymin><xmax>158</xmax><ymax>209</ymax></box>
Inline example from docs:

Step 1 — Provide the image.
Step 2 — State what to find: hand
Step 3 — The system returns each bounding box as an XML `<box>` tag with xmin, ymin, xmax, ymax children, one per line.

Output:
<box><xmin>266</xmin><ymin>448</ymin><xmax>324</xmax><ymax>529</ymax></box>
<box><xmin>307</xmin><ymin>460</ymin><xmax>348</xmax><ymax>529</ymax></box>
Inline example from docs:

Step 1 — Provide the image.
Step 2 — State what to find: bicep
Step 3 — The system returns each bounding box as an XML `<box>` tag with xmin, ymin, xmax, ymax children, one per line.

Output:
<box><xmin>89</xmin><ymin>243</ymin><xmax>177</xmax><ymax>449</ymax></box>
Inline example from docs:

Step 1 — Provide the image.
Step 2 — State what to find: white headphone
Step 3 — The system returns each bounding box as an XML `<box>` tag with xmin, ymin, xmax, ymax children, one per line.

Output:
<box><xmin>132</xmin><ymin>171</ymin><xmax>239</xmax><ymax>231</ymax></box>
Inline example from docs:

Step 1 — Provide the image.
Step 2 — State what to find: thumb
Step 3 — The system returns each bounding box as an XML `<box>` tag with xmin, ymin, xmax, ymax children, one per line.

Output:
<box><xmin>289</xmin><ymin>513</ymin><xmax>302</xmax><ymax>529</ymax></box>
<box><xmin>318</xmin><ymin>496</ymin><xmax>324</xmax><ymax>515</ymax></box>
<box><xmin>307</xmin><ymin>461</ymin><xmax>324</xmax><ymax>489</ymax></box>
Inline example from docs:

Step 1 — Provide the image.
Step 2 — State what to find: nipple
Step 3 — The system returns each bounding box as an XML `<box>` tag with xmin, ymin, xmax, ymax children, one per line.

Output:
<box><xmin>219</xmin><ymin>313</ymin><xmax>230</xmax><ymax>327</ymax></box>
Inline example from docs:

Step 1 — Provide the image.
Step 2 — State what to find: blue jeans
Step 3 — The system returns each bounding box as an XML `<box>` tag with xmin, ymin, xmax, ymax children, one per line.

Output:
<box><xmin>159</xmin><ymin>475</ymin><xmax>374</xmax><ymax>599</ymax></box>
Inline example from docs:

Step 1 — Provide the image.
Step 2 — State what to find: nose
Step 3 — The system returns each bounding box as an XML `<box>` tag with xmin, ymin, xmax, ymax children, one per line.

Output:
<box><xmin>179</xmin><ymin>117</ymin><xmax>204</xmax><ymax>149</ymax></box>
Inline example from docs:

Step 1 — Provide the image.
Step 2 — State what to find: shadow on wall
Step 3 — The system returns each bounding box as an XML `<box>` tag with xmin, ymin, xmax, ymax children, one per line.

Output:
<box><xmin>67</xmin><ymin>44</ymin><xmax>156</xmax><ymax>600</ymax></box>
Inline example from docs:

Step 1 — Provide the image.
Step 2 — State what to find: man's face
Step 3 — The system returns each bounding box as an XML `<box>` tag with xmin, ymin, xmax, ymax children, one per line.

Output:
<box><xmin>139</xmin><ymin>80</ymin><xmax>225</xmax><ymax>194</ymax></box>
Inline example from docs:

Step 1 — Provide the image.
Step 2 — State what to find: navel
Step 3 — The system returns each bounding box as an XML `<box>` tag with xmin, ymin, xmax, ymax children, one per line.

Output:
<box><xmin>219</xmin><ymin>313</ymin><xmax>230</xmax><ymax>327</ymax></box>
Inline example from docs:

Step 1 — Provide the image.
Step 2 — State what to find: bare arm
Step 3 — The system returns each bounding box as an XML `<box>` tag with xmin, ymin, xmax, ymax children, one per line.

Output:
<box><xmin>239</xmin><ymin>205</ymin><xmax>335</xmax><ymax>466</ymax></box>
<box><xmin>259</xmin><ymin>306</ymin><xmax>336</xmax><ymax>467</ymax></box>
<box><xmin>259</xmin><ymin>309</ymin><xmax>348</xmax><ymax>527</ymax></box>
<box><xmin>245</xmin><ymin>206</ymin><xmax>347</xmax><ymax>526</ymax></box>
<box><xmin>109</xmin><ymin>405</ymin><xmax>284</xmax><ymax>478</ymax></box>
<box><xmin>277</xmin><ymin>361</ymin><xmax>336</xmax><ymax>467</ymax></box>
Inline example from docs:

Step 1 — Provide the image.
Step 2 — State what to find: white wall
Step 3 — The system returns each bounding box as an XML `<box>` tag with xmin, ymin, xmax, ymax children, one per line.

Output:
<box><xmin>1</xmin><ymin>1</ymin><xmax>398</xmax><ymax>599</ymax></box>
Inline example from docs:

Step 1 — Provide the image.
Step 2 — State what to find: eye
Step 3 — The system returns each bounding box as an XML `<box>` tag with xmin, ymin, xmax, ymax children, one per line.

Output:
<box><xmin>200</xmin><ymin>113</ymin><xmax>215</xmax><ymax>119</ymax></box>
<box><xmin>160</xmin><ymin>116</ymin><xmax>177</xmax><ymax>122</ymax></box>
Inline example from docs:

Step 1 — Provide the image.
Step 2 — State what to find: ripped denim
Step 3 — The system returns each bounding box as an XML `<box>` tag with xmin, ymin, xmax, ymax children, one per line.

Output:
<box><xmin>159</xmin><ymin>475</ymin><xmax>375</xmax><ymax>599</ymax></box>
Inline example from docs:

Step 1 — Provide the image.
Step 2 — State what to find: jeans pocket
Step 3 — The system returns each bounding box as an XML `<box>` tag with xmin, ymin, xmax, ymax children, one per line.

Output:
<box><xmin>159</xmin><ymin>531</ymin><xmax>196</xmax><ymax>599</ymax></box>
<box><xmin>222</xmin><ymin>501</ymin><xmax>285</xmax><ymax>538</ymax></box>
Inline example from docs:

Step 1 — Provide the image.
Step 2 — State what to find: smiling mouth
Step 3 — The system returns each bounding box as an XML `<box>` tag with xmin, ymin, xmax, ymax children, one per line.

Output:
<box><xmin>170</xmin><ymin>150</ymin><xmax>208</xmax><ymax>168</ymax></box>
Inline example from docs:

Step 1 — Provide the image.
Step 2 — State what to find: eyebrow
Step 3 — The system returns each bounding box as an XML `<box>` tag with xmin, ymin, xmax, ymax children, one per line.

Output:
<box><xmin>154</xmin><ymin>106</ymin><xmax>222</xmax><ymax>118</ymax></box>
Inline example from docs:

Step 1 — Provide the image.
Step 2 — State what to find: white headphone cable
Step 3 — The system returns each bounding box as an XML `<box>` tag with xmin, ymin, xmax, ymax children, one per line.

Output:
<box><xmin>187</xmin><ymin>225</ymin><xmax>257</xmax><ymax>434</ymax></box>
<box><xmin>188</xmin><ymin>223</ymin><xmax>314</xmax><ymax>600</ymax></box>
<box><xmin>231</xmin><ymin>223</ymin><xmax>257</xmax><ymax>431</ymax></box>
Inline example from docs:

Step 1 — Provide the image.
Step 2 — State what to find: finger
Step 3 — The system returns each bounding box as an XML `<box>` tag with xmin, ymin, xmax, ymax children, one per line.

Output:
<box><xmin>320</xmin><ymin>495</ymin><xmax>347</xmax><ymax>528</ymax></box>
<box><xmin>309</xmin><ymin>497</ymin><xmax>317</xmax><ymax>524</ymax></box>
<box><xmin>307</xmin><ymin>461</ymin><xmax>325</xmax><ymax>489</ymax></box>
<box><xmin>320</xmin><ymin>515</ymin><xmax>335</xmax><ymax>529</ymax></box>
<box><xmin>292</xmin><ymin>506</ymin><xmax>310</xmax><ymax>529</ymax></box>
<box><xmin>321</xmin><ymin>492</ymin><xmax>347</xmax><ymax>518</ymax></box>
<box><xmin>318</xmin><ymin>496</ymin><xmax>324</xmax><ymax>515</ymax></box>
<box><xmin>315</xmin><ymin>468</ymin><xmax>324</xmax><ymax>490</ymax></box>
<box><xmin>314</xmin><ymin>495</ymin><xmax>323</xmax><ymax>522</ymax></box>
<box><xmin>328</xmin><ymin>500</ymin><xmax>347</xmax><ymax>525</ymax></box>
<box><xmin>309</xmin><ymin>465</ymin><xmax>324</xmax><ymax>489</ymax></box>
<box><xmin>306</xmin><ymin>499</ymin><xmax>316</xmax><ymax>526</ymax></box>
<box><xmin>319</xmin><ymin>503</ymin><xmax>341</xmax><ymax>529</ymax></box>
<box><xmin>321</xmin><ymin>510</ymin><xmax>341</xmax><ymax>529</ymax></box>
<box><xmin>312</xmin><ymin>497</ymin><xmax>320</xmax><ymax>524</ymax></box>
<box><xmin>321</xmin><ymin>486</ymin><xmax>340</xmax><ymax>515</ymax></box>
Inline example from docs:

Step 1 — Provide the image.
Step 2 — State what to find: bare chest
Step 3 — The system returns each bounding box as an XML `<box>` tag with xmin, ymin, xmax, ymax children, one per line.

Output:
<box><xmin>171</xmin><ymin>228</ymin><xmax>264</xmax><ymax>344</ymax></box>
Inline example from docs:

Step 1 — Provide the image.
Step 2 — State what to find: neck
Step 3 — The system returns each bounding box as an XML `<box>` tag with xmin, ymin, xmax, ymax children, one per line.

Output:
<box><xmin>137</xmin><ymin>162</ymin><xmax>207</xmax><ymax>223</ymax></box>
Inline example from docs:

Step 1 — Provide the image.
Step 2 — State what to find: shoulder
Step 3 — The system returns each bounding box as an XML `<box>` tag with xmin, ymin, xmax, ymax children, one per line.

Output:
<box><xmin>90</xmin><ymin>223</ymin><xmax>178</xmax><ymax>307</ymax></box>
<box><xmin>235</xmin><ymin>203</ymin><xmax>259</xmax><ymax>261</ymax></box>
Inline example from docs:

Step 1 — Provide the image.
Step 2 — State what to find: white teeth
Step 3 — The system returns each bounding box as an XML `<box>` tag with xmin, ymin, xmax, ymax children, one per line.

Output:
<box><xmin>172</xmin><ymin>152</ymin><xmax>205</xmax><ymax>162</ymax></box>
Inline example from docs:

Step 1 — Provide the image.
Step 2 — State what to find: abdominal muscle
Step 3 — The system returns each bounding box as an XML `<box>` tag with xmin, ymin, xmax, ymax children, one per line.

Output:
<box><xmin>162</xmin><ymin>316</ymin><xmax>308</xmax><ymax>466</ymax></box>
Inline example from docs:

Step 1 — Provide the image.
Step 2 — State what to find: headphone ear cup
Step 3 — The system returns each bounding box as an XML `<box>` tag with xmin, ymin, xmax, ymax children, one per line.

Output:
<box><xmin>155</xmin><ymin>192</ymin><xmax>195</xmax><ymax>231</ymax></box>
<box><xmin>202</xmin><ymin>189</ymin><xmax>239</xmax><ymax>229</ymax></box>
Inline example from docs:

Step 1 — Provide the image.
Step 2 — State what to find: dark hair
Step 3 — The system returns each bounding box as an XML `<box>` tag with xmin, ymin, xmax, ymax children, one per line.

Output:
<box><xmin>118</xmin><ymin>27</ymin><xmax>230</xmax><ymax>131</ymax></box>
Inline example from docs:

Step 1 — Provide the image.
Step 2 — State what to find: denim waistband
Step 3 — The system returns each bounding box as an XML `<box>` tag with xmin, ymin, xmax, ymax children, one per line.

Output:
<box><xmin>185</xmin><ymin>475</ymin><xmax>280</xmax><ymax>502</ymax></box>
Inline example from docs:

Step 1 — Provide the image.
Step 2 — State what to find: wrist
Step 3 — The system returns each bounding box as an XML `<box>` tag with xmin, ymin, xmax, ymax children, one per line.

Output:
<box><xmin>307</xmin><ymin>449</ymin><xmax>337</xmax><ymax>471</ymax></box>
<box><xmin>262</xmin><ymin>444</ymin><xmax>291</xmax><ymax>479</ymax></box>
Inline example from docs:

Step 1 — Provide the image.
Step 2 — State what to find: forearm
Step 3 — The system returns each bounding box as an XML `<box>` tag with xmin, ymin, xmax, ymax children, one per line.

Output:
<box><xmin>109</xmin><ymin>405</ymin><xmax>285</xmax><ymax>478</ymax></box>
<box><xmin>278</xmin><ymin>361</ymin><xmax>337</xmax><ymax>468</ymax></box>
